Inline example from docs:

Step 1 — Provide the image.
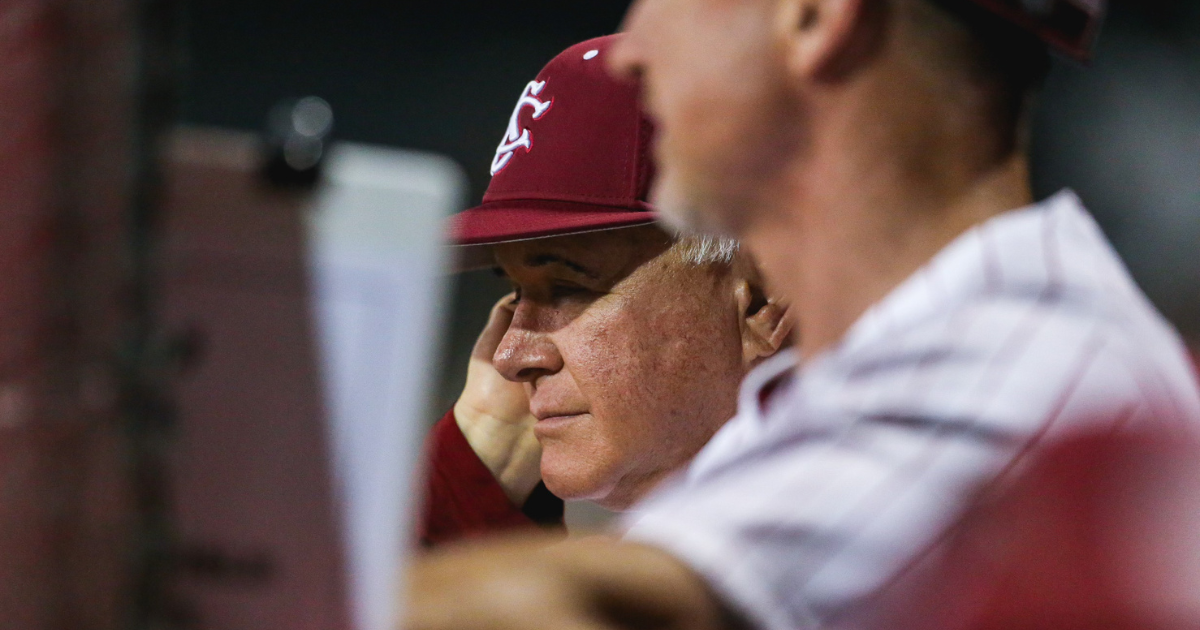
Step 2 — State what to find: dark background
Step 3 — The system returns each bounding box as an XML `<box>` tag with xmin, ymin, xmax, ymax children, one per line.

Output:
<box><xmin>181</xmin><ymin>0</ymin><xmax>1200</xmax><ymax>418</ymax></box>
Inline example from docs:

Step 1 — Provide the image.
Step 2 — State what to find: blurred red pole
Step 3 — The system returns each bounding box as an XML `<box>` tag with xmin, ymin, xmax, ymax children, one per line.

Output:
<box><xmin>962</xmin><ymin>431</ymin><xmax>1200</xmax><ymax>630</ymax></box>
<box><xmin>0</xmin><ymin>0</ymin><xmax>140</xmax><ymax>628</ymax></box>
<box><xmin>869</xmin><ymin>429</ymin><xmax>1200</xmax><ymax>630</ymax></box>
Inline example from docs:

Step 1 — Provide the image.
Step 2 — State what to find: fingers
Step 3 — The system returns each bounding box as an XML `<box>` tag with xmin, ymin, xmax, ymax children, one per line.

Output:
<box><xmin>471</xmin><ymin>293</ymin><xmax>518</xmax><ymax>361</ymax></box>
<box><xmin>459</xmin><ymin>291</ymin><xmax>531</xmax><ymax>425</ymax></box>
<box><xmin>457</xmin><ymin>291</ymin><xmax>533</xmax><ymax>431</ymax></box>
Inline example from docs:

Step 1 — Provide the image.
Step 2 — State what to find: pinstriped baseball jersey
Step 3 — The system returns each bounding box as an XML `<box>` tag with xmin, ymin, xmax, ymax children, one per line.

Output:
<box><xmin>620</xmin><ymin>190</ymin><xmax>1200</xmax><ymax>630</ymax></box>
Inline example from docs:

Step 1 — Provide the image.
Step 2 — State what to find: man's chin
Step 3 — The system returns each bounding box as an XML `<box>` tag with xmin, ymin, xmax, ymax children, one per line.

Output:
<box><xmin>652</xmin><ymin>176</ymin><xmax>738</xmax><ymax>238</ymax></box>
<box><xmin>540</xmin><ymin>454</ymin><xmax>620</xmax><ymax>507</ymax></box>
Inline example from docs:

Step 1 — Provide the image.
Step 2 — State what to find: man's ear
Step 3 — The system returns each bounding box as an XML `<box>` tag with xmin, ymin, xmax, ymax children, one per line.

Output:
<box><xmin>775</xmin><ymin>0</ymin><xmax>883</xmax><ymax>82</ymax></box>
<box><xmin>735</xmin><ymin>279</ymin><xmax>794</xmax><ymax>368</ymax></box>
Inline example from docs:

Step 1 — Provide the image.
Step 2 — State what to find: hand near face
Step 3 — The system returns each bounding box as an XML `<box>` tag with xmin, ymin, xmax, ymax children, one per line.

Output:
<box><xmin>454</xmin><ymin>294</ymin><xmax>543</xmax><ymax>505</ymax></box>
<box><xmin>405</xmin><ymin>535</ymin><xmax>735</xmax><ymax>630</ymax></box>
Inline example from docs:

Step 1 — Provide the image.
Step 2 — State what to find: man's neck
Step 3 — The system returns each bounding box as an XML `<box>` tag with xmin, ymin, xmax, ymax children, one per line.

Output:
<box><xmin>745</xmin><ymin>144</ymin><xmax>1033</xmax><ymax>362</ymax></box>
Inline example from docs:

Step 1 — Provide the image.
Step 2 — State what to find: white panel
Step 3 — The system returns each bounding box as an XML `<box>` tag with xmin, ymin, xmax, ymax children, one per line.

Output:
<box><xmin>308</xmin><ymin>144</ymin><xmax>464</xmax><ymax>630</ymax></box>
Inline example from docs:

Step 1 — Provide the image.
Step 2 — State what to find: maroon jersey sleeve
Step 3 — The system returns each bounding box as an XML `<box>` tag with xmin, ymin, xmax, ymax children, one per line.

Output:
<box><xmin>418</xmin><ymin>409</ymin><xmax>564</xmax><ymax>547</ymax></box>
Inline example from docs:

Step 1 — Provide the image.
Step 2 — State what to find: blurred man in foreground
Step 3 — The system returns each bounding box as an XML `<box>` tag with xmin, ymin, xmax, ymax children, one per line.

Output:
<box><xmin>406</xmin><ymin>1</ymin><xmax>1200</xmax><ymax>629</ymax></box>
<box><xmin>419</xmin><ymin>36</ymin><xmax>790</xmax><ymax>545</ymax></box>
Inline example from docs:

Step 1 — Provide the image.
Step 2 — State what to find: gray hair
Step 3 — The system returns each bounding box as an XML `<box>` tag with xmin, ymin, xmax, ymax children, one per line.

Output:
<box><xmin>673</xmin><ymin>233</ymin><xmax>741</xmax><ymax>267</ymax></box>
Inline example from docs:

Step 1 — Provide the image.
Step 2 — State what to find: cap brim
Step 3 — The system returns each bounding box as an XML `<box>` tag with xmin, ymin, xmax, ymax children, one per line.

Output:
<box><xmin>448</xmin><ymin>198</ymin><xmax>657</xmax><ymax>246</ymax></box>
<box><xmin>969</xmin><ymin>0</ymin><xmax>1103</xmax><ymax>62</ymax></box>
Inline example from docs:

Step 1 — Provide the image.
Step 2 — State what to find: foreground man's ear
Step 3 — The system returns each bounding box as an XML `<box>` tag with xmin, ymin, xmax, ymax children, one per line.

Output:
<box><xmin>776</xmin><ymin>0</ymin><xmax>881</xmax><ymax>82</ymax></box>
<box><xmin>736</xmin><ymin>279</ymin><xmax>793</xmax><ymax>367</ymax></box>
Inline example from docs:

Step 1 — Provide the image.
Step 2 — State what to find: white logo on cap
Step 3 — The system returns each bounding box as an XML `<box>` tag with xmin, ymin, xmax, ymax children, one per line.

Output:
<box><xmin>491</xmin><ymin>80</ymin><xmax>553</xmax><ymax>176</ymax></box>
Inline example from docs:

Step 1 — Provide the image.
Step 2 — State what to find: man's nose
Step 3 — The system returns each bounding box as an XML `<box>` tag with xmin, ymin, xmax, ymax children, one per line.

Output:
<box><xmin>492</xmin><ymin>307</ymin><xmax>564</xmax><ymax>384</ymax></box>
<box><xmin>607</xmin><ymin>3</ymin><xmax>647</xmax><ymax>81</ymax></box>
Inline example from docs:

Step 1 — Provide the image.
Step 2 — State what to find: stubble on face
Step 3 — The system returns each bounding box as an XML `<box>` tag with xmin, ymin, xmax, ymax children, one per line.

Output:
<box><xmin>649</xmin><ymin>168</ymin><xmax>725</xmax><ymax>237</ymax></box>
<box><xmin>619</xmin><ymin>0</ymin><xmax>804</xmax><ymax>238</ymax></box>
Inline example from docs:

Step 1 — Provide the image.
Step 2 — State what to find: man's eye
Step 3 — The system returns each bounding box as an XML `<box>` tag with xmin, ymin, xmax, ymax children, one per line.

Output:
<box><xmin>508</xmin><ymin>284</ymin><xmax>590</xmax><ymax>305</ymax></box>
<box><xmin>550</xmin><ymin>284</ymin><xmax>589</xmax><ymax>300</ymax></box>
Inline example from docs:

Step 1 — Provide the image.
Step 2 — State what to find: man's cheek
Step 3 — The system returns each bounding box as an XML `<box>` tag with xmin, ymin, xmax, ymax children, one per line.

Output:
<box><xmin>565</xmin><ymin>323</ymin><xmax>629</xmax><ymax>392</ymax></box>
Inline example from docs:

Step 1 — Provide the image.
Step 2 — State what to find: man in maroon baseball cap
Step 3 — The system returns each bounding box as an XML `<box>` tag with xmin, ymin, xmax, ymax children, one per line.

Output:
<box><xmin>406</xmin><ymin>2</ymin><xmax>1200</xmax><ymax>630</ymax></box>
<box><xmin>418</xmin><ymin>35</ymin><xmax>791</xmax><ymax>545</ymax></box>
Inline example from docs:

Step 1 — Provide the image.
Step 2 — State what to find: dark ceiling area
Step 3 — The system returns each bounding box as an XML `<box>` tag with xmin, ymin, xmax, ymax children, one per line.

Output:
<box><xmin>183</xmin><ymin>1</ymin><xmax>634</xmax><ymax>201</ymax></box>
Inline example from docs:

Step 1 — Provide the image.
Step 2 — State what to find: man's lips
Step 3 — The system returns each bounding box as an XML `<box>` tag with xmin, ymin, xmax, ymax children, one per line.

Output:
<box><xmin>531</xmin><ymin>411</ymin><xmax>588</xmax><ymax>437</ymax></box>
<box><xmin>529</xmin><ymin>399</ymin><xmax>588</xmax><ymax>422</ymax></box>
<box><xmin>533</xmin><ymin>411</ymin><xmax>587</xmax><ymax>422</ymax></box>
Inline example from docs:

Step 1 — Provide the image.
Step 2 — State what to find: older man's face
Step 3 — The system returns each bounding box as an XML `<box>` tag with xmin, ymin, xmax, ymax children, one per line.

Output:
<box><xmin>610</xmin><ymin>0</ymin><xmax>799</xmax><ymax>237</ymax></box>
<box><xmin>492</xmin><ymin>226</ymin><xmax>747</xmax><ymax>510</ymax></box>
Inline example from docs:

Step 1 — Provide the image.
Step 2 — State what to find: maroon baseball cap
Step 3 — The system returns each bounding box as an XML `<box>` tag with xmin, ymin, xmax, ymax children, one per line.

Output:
<box><xmin>967</xmin><ymin>0</ymin><xmax>1105</xmax><ymax>61</ymax></box>
<box><xmin>449</xmin><ymin>35</ymin><xmax>656</xmax><ymax>247</ymax></box>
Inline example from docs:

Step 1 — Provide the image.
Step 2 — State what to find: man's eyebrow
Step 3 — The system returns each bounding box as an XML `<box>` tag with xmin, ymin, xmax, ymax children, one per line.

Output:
<box><xmin>524</xmin><ymin>253</ymin><xmax>600</xmax><ymax>279</ymax></box>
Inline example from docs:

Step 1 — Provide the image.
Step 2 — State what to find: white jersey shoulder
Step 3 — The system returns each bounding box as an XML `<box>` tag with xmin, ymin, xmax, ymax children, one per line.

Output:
<box><xmin>622</xmin><ymin>190</ymin><xmax>1200</xmax><ymax>630</ymax></box>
